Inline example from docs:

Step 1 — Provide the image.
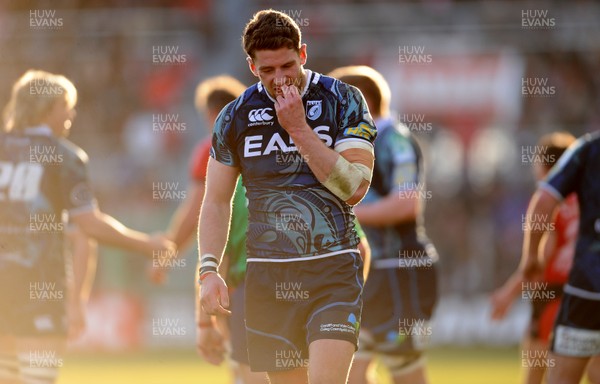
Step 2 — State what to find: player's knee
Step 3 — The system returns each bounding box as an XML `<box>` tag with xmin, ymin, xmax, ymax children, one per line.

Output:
<box><xmin>0</xmin><ymin>352</ymin><xmax>19</xmax><ymax>384</ymax></box>
<box><xmin>18</xmin><ymin>353</ymin><xmax>60</xmax><ymax>384</ymax></box>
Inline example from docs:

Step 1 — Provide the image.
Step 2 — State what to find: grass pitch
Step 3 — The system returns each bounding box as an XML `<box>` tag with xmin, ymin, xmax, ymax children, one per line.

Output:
<box><xmin>57</xmin><ymin>346</ymin><xmax>525</xmax><ymax>384</ymax></box>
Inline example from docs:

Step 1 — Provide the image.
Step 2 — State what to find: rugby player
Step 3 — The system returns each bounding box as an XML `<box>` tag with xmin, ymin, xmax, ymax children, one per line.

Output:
<box><xmin>328</xmin><ymin>66</ymin><xmax>439</xmax><ymax>384</ymax></box>
<box><xmin>520</xmin><ymin>131</ymin><xmax>600</xmax><ymax>384</ymax></box>
<box><xmin>163</xmin><ymin>76</ymin><xmax>371</xmax><ymax>384</ymax></box>
<box><xmin>491</xmin><ymin>132</ymin><xmax>580</xmax><ymax>384</ymax></box>
<box><xmin>199</xmin><ymin>10</ymin><xmax>376</xmax><ymax>384</ymax></box>
<box><xmin>0</xmin><ymin>70</ymin><xmax>175</xmax><ymax>384</ymax></box>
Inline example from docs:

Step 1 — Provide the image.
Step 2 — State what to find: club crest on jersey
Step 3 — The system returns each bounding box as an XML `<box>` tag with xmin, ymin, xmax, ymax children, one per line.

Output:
<box><xmin>248</xmin><ymin>108</ymin><xmax>274</xmax><ymax>127</ymax></box>
<box><xmin>306</xmin><ymin>100</ymin><xmax>322</xmax><ymax>121</ymax></box>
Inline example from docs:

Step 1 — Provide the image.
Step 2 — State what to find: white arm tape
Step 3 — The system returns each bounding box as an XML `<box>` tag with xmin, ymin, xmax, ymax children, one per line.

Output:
<box><xmin>322</xmin><ymin>155</ymin><xmax>373</xmax><ymax>201</ymax></box>
<box><xmin>334</xmin><ymin>139</ymin><xmax>374</xmax><ymax>156</ymax></box>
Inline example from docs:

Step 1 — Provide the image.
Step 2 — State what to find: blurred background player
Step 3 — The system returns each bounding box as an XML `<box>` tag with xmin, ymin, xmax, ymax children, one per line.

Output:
<box><xmin>162</xmin><ymin>75</ymin><xmax>372</xmax><ymax>384</ymax></box>
<box><xmin>491</xmin><ymin>132</ymin><xmax>580</xmax><ymax>384</ymax></box>
<box><xmin>520</xmin><ymin>131</ymin><xmax>600</xmax><ymax>384</ymax></box>
<box><xmin>0</xmin><ymin>70</ymin><xmax>175</xmax><ymax>384</ymax></box>
<box><xmin>200</xmin><ymin>10</ymin><xmax>376</xmax><ymax>384</ymax></box>
<box><xmin>328</xmin><ymin>66</ymin><xmax>439</xmax><ymax>384</ymax></box>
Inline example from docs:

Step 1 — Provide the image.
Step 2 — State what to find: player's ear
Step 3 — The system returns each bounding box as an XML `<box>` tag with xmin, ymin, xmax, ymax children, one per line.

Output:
<box><xmin>299</xmin><ymin>44</ymin><xmax>307</xmax><ymax>66</ymax></box>
<box><xmin>247</xmin><ymin>57</ymin><xmax>259</xmax><ymax>77</ymax></box>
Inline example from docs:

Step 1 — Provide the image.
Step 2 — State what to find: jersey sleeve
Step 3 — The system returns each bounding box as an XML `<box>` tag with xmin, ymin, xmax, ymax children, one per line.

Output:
<box><xmin>210</xmin><ymin>103</ymin><xmax>240</xmax><ymax>168</ymax></box>
<box><xmin>59</xmin><ymin>143</ymin><xmax>97</xmax><ymax>216</ymax></box>
<box><xmin>540</xmin><ymin>136</ymin><xmax>588</xmax><ymax>201</ymax></box>
<box><xmin>189</xmin><ymin>138</ymin><xmax>212</xmax><ymax>182</ymax></box>
<box><xmin>334</xmin><ymin>84</ymin><xmax>377</xmax><ymax>152</ymax></box>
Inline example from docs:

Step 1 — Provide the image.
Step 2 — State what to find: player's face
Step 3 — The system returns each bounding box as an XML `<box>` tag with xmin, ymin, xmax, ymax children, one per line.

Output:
<box><xmin>45</xmin><ymin>98</ymin><xmax>76</xmax><ymax>137</ymax></box>
<box><xmin>248</xmin><ymin>45</ymin><xmax>307</xmax><ymax>98</ymax></box>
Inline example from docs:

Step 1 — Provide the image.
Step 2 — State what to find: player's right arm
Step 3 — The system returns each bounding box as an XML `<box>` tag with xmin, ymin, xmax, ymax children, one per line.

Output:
<box><xmin>72</xmin><ymin>209</ymin><xmax>173</xmax><ymax>257</ymax></box>
<box><xmin>198</xmin><ymin>158</ymin><xmax>239</xmax><ymax>316</ymax></box>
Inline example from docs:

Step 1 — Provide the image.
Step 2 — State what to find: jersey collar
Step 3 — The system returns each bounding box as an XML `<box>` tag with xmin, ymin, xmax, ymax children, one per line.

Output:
<box><xmin>23</xmin><ymin>125</ymin><xmax>53</xmax><ymax>136</ymax></box>
<box><xmin>258</xmin><ymin>69</ymin><xmax>314</xmax><ymax>103</ymax></box>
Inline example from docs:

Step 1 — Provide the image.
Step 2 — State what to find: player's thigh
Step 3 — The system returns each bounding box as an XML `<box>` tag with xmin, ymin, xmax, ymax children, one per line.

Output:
<box><xmin>0</xmin><ymin>334</ymin><xmax>19</xmax><ymax>384</ymax></box>
<box><xmin>266</xmin><ymin>368</ymin><xmax>308</xmax><ymax>384</ymax></box>
<box><xmin>308</xmin><ymin>339</ymin><xmax>355</xmax><ymax>384</ymax></box>
<box><xmin>586</xmin><ymin>356</ymin><xmax>600</xmax><ymax>384</ymax></box>
<box><xmin>15</xmin><ymin>336</ymin><xmax>66</xmax><ymax>384</ymax></box>
<box><xmin>546</xmin><ymin>354</ymin><xmax>588</xmax><ymax>384</ymax></box>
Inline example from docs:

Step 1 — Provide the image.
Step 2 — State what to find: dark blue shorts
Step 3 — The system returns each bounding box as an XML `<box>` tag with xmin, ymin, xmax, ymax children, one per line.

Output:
<box><xmin>244</xmin><ymin>252</ymin><xmax>364</xmax><ymax>372</ymax></box>
<box><xmin>228</xmin><ymin>281</ymin><xmax>249</xmax><ymax>364</ymax></box>
<box><xmin>550</xmin><ymin>292</ymin><xmax>600</xmax><ymax>357</ymax></box>
<box><xmin>358</xmin><ymin>262</ymin><xmax>438</xmax><ymax>359</ymax></box>
<box><xmin>0</xmin><ymin>263</ymin><xmax>67</xmax><ymax>337</ymax></box>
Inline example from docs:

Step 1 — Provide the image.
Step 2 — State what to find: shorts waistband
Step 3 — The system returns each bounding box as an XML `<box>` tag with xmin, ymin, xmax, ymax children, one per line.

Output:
<box><xmin>246</xmin><ymin>249</ymin><xmax>359</xmax><ymax>263</ymax></box>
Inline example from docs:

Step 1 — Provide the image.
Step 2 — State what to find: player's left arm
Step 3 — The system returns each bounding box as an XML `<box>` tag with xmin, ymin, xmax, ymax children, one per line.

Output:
<box><xmin>275</xmin><ymin>84</ymin><xmax>374</xmax><ymax>206</ymax></box>
<box><xmin>521</xmin><ymin>135</ymin><xmax>586</xmax><ymax>280</ymax></box>
<box><xmin>520</xmin><ymin>189</ymin><xmax>560</xmax><ymax>280</ymax></box>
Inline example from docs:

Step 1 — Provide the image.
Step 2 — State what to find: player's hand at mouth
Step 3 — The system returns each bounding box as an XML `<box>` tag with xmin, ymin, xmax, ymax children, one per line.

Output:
<box><xmin>275</xmin><ymin>84</ymin><xmax>308</xmax><ymax>135</ymax></box>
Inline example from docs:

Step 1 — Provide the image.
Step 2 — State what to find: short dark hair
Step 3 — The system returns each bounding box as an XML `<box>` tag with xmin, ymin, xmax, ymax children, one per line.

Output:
<box><xmin>537</xmin><ymin>132</ymin><xmax>576</xmax><ymax>169</ymax></box>
<box><xmin>242</xmin><ymin>10</ymin><xmax>301</xmax><ymax>59</ymax></box>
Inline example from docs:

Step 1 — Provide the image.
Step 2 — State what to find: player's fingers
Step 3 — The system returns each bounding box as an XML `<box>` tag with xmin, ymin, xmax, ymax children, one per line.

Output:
<box><xmin>214</xmin><ymin>304</ymin><xmax>232</xmax><ymax>316</ymax></box>
<box><xmin>219</xmin><ymin>285</ymin><xmax>230</xmax><ymax>309</ymax></box>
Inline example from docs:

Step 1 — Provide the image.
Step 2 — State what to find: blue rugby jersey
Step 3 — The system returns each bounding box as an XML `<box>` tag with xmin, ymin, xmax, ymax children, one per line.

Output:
<box><xmin>0</xmin><ymin>125</ymin><xmax>96</xmax><ymax>275</ymax></box>
<box><xmin>210</xmin><ymin>70</ymin><xmax>376</xmax><ymax>260</ymax></box>
<box><xmin>540</xmin><ymin>131</ymin><xmax>600</xmax><ymax>298</ymax></box>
